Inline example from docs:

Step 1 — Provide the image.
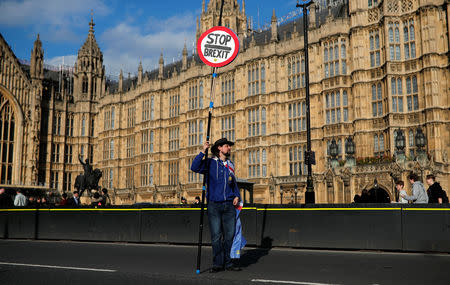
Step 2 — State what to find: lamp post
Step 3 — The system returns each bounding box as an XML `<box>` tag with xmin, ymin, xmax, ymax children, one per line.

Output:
<box><xmin>395</xmin><ymin>129</ymin><xmax>406</xmax><ymax>161</ymax></box>
<box><xmin>415</xmin><ymin>127</ymin><xmax>427</xmax><ymax>160</ymax></box>
<box><xmin>294</xmin><ymin>184</ymin><xmax>298</xmax><ymax>204</ymax></box>
<box><xmin>329</xmin><ymin>139</ymin><xmax>339</xmax><ymax>168</ymax></box>
<box><xmin>297</xmin><ymin>0</ymin><xmax>315</xmax><ymax>204</ymax></box>
<box><xmin>345</xmin><ymin>136</ymin><xmax>355</xmax><ymax>166</ymax></box>
<box><xmin>280</xmin><ymin>186</ymin><xmax>284</xmax><ymax>205</ymax></box>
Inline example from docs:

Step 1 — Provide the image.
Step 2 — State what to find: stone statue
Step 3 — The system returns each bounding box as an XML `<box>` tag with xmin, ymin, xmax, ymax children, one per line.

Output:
<box><xmin>75</xmin><ymin>155</ymin><xmax>102</xmax><ymax>197</ymax></box>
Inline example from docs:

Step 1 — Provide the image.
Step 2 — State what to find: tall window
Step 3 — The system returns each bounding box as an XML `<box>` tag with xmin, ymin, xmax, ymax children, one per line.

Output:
<box><xmin>109</xmin><ymin>169</ymin><xmax>113</xmax><ymax>189</ymax></box>
<box><xmin>150</xmin><ymin>96</ymin><xmax>155</xmax><ymax>120</ymax></box>
<box><xmin>0</xmin><ymin>95</ymin><xmax>14</xmax><ymax>184</ymax></box>
<box><xmin>142</xmin><ymin>97</ymin><xmax>150</xmax><ymax>121</ymax></box>
<box><xmin>169</xmin><ymin>127</ymin><xmax>179</xmax><ymax>151</ymax></box>
<box><xmin>289</xmin><ymin>101</ymin><xmax>306</xmax><ymax>132</ymax></box>
<box><xmin>110</xmin><ymin>139</ymin><xmax>114</xmax><ymax>159</ymax></box>
<box><xmin>221</xmin><ymin>76</ymin><xmax>235</xmax><ymax>105</ymax></box>
<box><xmin>248</xmin><ymin>107</ymin><xmax>266</xmax><ymax>137</ymax></box>
<box><xmin>90</xmin><ymin>118</ymin><xmax>95</xmax><ymax>137</ymax></box>
<box><xmin>287</xmin><ymin>55</ymin><xmax>305</xmax><ymax>89</ymax></box>
<box><xmin>221</xmin><ymin>116</ymin><xmax>235</xmax><ymax>141</ymax></box>
<box><xmin>391</xmin><ymin>77</ymin><xmax>404</xmax><ymax>112</ymax></box>
<box><xmin>248</xmin><ymin>62</ymin><xmax>266</xmax><ymax>96</ymax></box>
<box><xmin>188</xmin><ymin>120</ymin><xmax>203</xmax><ymax>146</ymax></box>
<box><xmin>368</xmin><ymin>0</ymin><xmax>378</xmax><ymax>7</ymax></box>
<box><xmin>372</xmin><ymin>83</ymin><xmax>383</xmax><ymax>117</ymax></box>
<box><xmin>51</xmin><ymin>144</ymin><xmax>60</xmax><ymax>163</ymax></box>
<box><xmin>126</xmin><ymin>136</ymin><xmax>135</xmax><ymax>158</ymax></box>
<box><xmin>369</xmin><ymin>31</ymin><xmax>381</xmax><ymax>67</ymax></box>
<box><xmin>127</xmin><ymin>105</ymin><xmax>136</xmax><ymax>128</ymax></box>
<box><xmin>63</xmin><ymin>172</ymin><xmax>72</xmax><ymax>192</ymax></box>
<box><xmin>326</xmin><ymin>90</ymin><xmax>348</xmax><ymax>124</ymax></box>
<box><xmin>50</xmin><ymin>171</ymin><xmax>59</xmax><ymax>189</ymax></box>
<box><xmin>168</xmin><ymin>161</ymin><xmax>179</xmax><ymax>185</ymax></box>
<box><xmin>374</xmin><ymin>133</ymin><xmax>385</xmax><ymax>156</ymax></box>
<box><xmin>141</xmin><ymin>163</ymin><xmax>153</xmax><ymax>186</ymax></box>
<box><xmin>81</xmin><ymin>116</ymin><xmax>86</xmax><ymax>136</ymax></box>
<box><xmin>80</xmin><ymin>145</ymin><xmax>85</xmax><ymax>160</ymax></box>
<box><xmin>53</xmin><ymin>113</ymin><xmax>61</xmax><ymax>135</ymax></box>
<box><xmin>324</xmin><ymin>40</ymin><xmax>340</xmax><ymax>78</ymax></box>
<box><xmin>66</xmin><ymin>114</ymin><xmax>74</xmax><ymax>136</ymax></box>
<box><xmin>82</xmin><ymin>76</ymin><xmax>88</xmax><ymax>93</ymax></box>
<box><xmin>406</xmin><ymin>75</ymin><xmax>419</xmax><ymax>111</ymax></box>
<box><xmin>111</xmin><ymin>106</ymin><xmax>115</xmax><ymax>129</ymax></box>
<box><xmin>341</xmin><ymin>39</ymin><xmax>347</xmax><ymax>75</ymax></box>
<box><xmin>389</xmin><ymin>22</ymin><xmax>401</xmax><ymax>61</ymax></box>
<box><xmin>141</xmin><ymin>130</ymin><xmax>149</xmax><ymax>154</ymax></box>
<box><xmin>289</xmin><ymin>145</ymin><xmax>306</xmax><ymax>176</ymax></box>
<box><xmin>64</xmin><ymin>145</ymin><xmax>73</xmax><ymax>163</ymax></box>
<box><xmin>188</xmin><ymin>157</ymin><xmax>203</xmax><ymax>183</ymax></box>
<box><xmin>248</xmin><ymin>149</ymin><xmax>266</xmax><ymax>178</ymax></box>
<box><xmin>169</xmin><ymin>92</ymin><xmax>180</xmax><ymax>118</ymax></box>
<box><xmin>126</xmin><ymin>167</ymin><xmax>134</xmax><ymax>188</ymax></box>
<box><xmin>104</xmin><ymin>109</ymin><xmax>110</xmax><ymax>130</ymax></box>
<box><xmin>150</xmin><ymin>131</ymin><xmax>154</xmax><ymax>153</ymax></box>
<box><xmin>403</xmin><ymin>19</ymin><xmax>416</xmax><ymax>59</ymax></box>
<box><xmin>408</xmin><ymin>129</ymin><xmax>416</xmax><ymax>158</ymax></box>
<box><xmin>103</xmin><ymin>140</ymin><xmax>109</xmax><ymax>160</ymax></box>
<box><xmin>189</xmin><ymin>80</ymin><xmax>203</xmax><ymax>110</ymax></box>
<box><xmin>343</xmin><ymin>91</ymin><xmax>349</xmax><ymax>121</ymax></box>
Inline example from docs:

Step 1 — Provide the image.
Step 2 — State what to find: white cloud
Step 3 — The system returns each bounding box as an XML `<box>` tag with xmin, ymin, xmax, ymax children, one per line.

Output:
<box><xmin>100</xmin><ymin>12</ymin><xmax>197</xmax><ymax>77</ymax></box>
<box><xmin>45</xmin><ymin>55</ymin><xmax>77</xmax><ymax>67</ymax></box>
<box><xmin>0</xmin><ymin>0</ymin><xmax>109</xmax><ymax>42</ymax></box>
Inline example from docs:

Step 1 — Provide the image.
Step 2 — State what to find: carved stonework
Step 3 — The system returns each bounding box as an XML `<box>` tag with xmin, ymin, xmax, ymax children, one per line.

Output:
<box><xmin>387</xmin><ymin>0</ymin><xmax>399</xmax><ymax>13</ymax></box>
<box><xmin>368</xmin><ymin>8</ymin><xmax>379</xmax><ymax>22</ymax></box>
<box><xmin>401</xmin><ymin>0</ymin><xmax>413</xmax><ymax>13</ymax></box>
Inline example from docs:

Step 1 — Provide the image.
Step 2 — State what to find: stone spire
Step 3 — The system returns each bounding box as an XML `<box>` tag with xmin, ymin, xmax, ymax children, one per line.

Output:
<box><xmin>182</xmin><ymin>43</ymin><xmax>188</xmax><ymax>71</ymax></box>
<box><xmin>30</xmin><ymin>34</ymin><xmax>44</xmax><ymax>80</ymax></box>
<box><xmin>242</xmin><ymin>0</ymin><xmax>246</xmax><ymax>14</ymax></box>
<box><xmin>138</xmin><ymin>61</ymin><xmax>143</xmax><ymax>85</ymax></box>
<box><xmin>310</xmin><ymin>2</ymin><xmax>317</xmax><ymax>29</ymax></box>
<box><xmin>271</xmin><ymin>9</ymin><xmax>278</xmax><ymax>42</ymax></box>
<box><xmin>119</xmin><ymin>69</ymin><xmax>123</xmax><ymax>92</ymax></box>
<box><xmin>158</xmin><ymin>51</ymin><xmax>164</xmax><ymax>79</ymax></box>
<box><xmin>202</xmin><ymin>0</ymin><xmax>205</xmax><ymax>14</ymax></box>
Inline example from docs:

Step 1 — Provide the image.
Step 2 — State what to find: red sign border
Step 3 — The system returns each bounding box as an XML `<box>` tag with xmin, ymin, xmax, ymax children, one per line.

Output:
<box><xmin>197</xmin><ymin>26</ymin><xmax>240</xmax><ymax>68</ymax></box>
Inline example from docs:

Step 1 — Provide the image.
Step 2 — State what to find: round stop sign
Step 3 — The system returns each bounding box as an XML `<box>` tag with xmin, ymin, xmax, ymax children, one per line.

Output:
<box><xmin>197</xmin><ymin>26</ymin><xmax>240</xmax><ymax>68</ymax></box>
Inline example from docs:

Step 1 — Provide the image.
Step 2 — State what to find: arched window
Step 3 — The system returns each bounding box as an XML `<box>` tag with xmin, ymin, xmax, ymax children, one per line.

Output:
<box><xmin>82</xmin><ymin>76</ymin><xmax>88</xmax><ymax>94</ymax></box>
<box><xmin>0</xmin><ymin>94</ymin><xmax>15</xmax><ymax>184</ymax></box>
<box><xmin>81</xmin><ymin>116</ymin><xmax>86</xmax><ymax>136</ymax></box>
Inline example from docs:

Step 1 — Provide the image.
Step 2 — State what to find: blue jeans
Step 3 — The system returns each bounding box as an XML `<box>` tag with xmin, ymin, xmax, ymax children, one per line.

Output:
<box><xmin>207</xmin><ymin>200</ymin><xmax>236</xmax><ymax>268</ymax></box>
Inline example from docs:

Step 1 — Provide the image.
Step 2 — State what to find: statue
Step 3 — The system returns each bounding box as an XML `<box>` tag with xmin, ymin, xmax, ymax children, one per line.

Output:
<box><xmin>74</xmin><ymin>155</ymin><xmax>102</xmax><ymax>197</ymax></box>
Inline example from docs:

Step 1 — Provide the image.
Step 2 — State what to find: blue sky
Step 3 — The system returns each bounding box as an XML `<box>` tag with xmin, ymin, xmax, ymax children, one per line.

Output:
<box><xmin>0</xmin><ymin>0</ymin><xmax>299</xmax><ymax>77</ymax></box>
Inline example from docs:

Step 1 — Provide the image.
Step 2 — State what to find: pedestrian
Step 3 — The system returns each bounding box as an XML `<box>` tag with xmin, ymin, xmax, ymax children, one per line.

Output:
<box><xmin>395</xmin><ymin>180</ymin><xmax>408</xmax><ymax>204</ymax></box>
<box><xmin>193</xmin><ymin>196</ymin><xmax>201</xmax><ymax>205</ymax></box>
<box><xmin>28</xmin><ymin>196</ymin><xmax>37</xmax><ymax>207</ymax></box>
<box><xmin>180</xmin><ymin>197</ymin><xmax>187</xmax><ymax>204</ymax></box>
<box><xmin>60</xmin><ymin>193</ymin><xmax>68</xmax><ymax>206</ymax></box>
<box><xmin>426</xmin><ymin>174</ymin><xmax>446</xmax><ymax>204</ymax></box>
<box><xmin>14</xmin><ymin>189</ymin><xmax>27</xmax><ymax>207</ymax></box>
<box><xmin>0</xmin><ymin>188</ymin><xmax>13</xmax><ymax>208</ymax></box>
<box><xmin>401</xmin><ymin>173</ymin><xmax>428</xmax><ymax>204</ymax></box>
<box><xmin>67</xmin><ymin>191</ymin><xmax>81</xmax><ymax>207</ymax></box>
<box><xmin>90</xmin><ymin>192</ymin><xmax>102</xmax><ymax>207</ymax></box>
<box><xmin>191</xmin><ymin>138</ymin><xmax>241</xmax><ymax>272</ymax></box>
<box><xmin>100</xmin><ymin>188</ymin><xmax>111</xmax><ymax>206</ymax></box>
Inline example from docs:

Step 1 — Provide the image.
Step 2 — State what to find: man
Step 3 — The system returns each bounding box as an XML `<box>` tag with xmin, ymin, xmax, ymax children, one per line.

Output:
<box><xmin>0</xmin><ymin>188</ymin><xmax>13</xmax><ymax>208</ymax></box>
<box><xmin>395</xmin><ymin>180</ymin><xmax>408</xmax><ymax>204</ymax></box>
<box><xmin>191</xmin><ymin>138</ymin><xmax>241</xmax><ymax>272</ymax></box>
<box><xmin>14</xmin><ymin>189</ymin><xmax>27</xmax><ymax>207</ymax></box>
<box><xmin>401</xmin><ymin>173</ymin><xmax>428</xmax><ymax>204</ymax></box>
<box><xmin>67</xmin><ymin>191</ymin><xmax>81</xmax><ymax>207</ymax></box>
<box><xmin>193</xmin><ymin>196</ymin><xmax>201</xmax><ymax>205</ymax></box>
<box><xmin>100</xmin><ymin>188</ymin><xmax>111</xmax><ymax>206</ymax></box>
<box><xmin>426</xmin><ymin>174</ymin><xmax>446</xmax><ymax>204</ymax></box>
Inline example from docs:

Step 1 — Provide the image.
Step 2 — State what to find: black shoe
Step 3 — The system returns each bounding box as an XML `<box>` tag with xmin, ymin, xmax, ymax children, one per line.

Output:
<box><xmin>225</xmin><ymin>265</ymin><xmax>242</xmax><ymax>271</ymax></box>
<box><xmin>209</xmin><ymin>267</ymin><xmax>222</xmax><ymax>273</ymax></box>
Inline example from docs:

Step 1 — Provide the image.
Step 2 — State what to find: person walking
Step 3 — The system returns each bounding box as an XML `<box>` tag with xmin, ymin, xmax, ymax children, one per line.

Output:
<box><xmin>14</xmin><ymin>189</ymin><xmax>27</xmax><ymax>207</ymax></box>
<box><xmin>0</xmin><ymin>188</ymin><xmax>13</xmax><ymax>208</ymax></box>
<box><xmin>401</xmin><ymin>173</ymin><xmax>428</xmax><ymax>204</ymax></box>
<box><xmin>191</xmin><ymin>138</ymin><xmax>241</xmax><ymax>272</ymax></box>
<box><xmin>426</xmin><ymin>174</ymin><xmax>446</xmax><ymax>204</ymax></box>
<box><xmin>395</xmin><ymin>180</ymin><xmax>408</xmax><ymax>204</ymax></box>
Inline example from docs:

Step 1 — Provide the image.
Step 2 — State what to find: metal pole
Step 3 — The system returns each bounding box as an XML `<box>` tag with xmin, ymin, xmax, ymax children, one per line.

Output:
<box><xmin>196</xmin><ymin>0</ymin><xmax>225</xmax><ymax>274</ymax></box>
<box><xmin>298</xmin><ymin>1</ymin><xmax>315</xmax><ymax>204</ymax></box>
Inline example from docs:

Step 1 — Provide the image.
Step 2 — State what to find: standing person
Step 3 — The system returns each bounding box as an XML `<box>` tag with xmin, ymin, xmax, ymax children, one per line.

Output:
<box><xmin>0</xmin><ymin>188</ymin><xmax>13</xmax><ymax>208</ymax></box>
<box><xmin>14</xmin><ymin>189</ymin><xmax>27</xmax><ymax>207</ymax></box>
<box><xmin>60</xmin><ymin>193</ymin><xmax>68</xmax><ymax>206</ymax></box>
<box><xmin>193</xmin><ymin>196</ymin><xmax>201</xmax><ymax>205</ymax></box>
<box><xmin>395</xmin><ymin>181</ymin><xmax>408</xmax><ymax>204</ymax></box>
<box><xmin>191</xmin><ymin>138</ymin><xmax>241</xmax><ymax>272</ymax></box>
<box><xmin>67</xmin><ymin>191</ymin><xmax>81</xmax><ymax>207</ymax></box>
<box><xmin>426</xmin><ymin>174</ymin><xmax>445</xmax><ymax>204</ymax></box>
<box><xmin>100</xmin><ymin>188</ymin><xmax>111</xmax><ymax>206</ymax></box>
<box><xmin>401</xmin><ymin>173</ymin><xmax>428</xmax><ymax>204</ymax></box>
<box><xmin>180</xmin><ymin>197</ymin><xmax>187</xmax><ymax>204</ymax></box>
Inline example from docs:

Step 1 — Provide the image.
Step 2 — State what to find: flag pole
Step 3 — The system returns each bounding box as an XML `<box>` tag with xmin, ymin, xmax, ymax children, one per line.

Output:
<box><xmin>196</xmin><ymin>0</ymin><xmax>225</xmax><ymax>275</ymax></box>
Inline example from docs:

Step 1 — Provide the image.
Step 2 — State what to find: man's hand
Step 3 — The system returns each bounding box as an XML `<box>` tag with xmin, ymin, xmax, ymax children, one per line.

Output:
<box><xmin>233</xmin><ymin>197</ymin><xmax>239</xmax><ymax>206</ymax></box>
<box><xmin>202</xmin><ymin>141</ymin><xmax>210</xmax><ymax>154</ymax></box>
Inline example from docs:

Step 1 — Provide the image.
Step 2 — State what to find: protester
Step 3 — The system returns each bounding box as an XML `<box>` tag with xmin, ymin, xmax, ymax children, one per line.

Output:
<box><xmin>401</xmin><ymin>173</ymin><xmax>428</xmax><ymax>203</ymax></box>
<box><xmin>0</xmin><ymin>188</ymin><xmax>13</xmax><ymax>208</ymax></box>
<box><xmin>191</xmin><ymin>138</ymin><xmax>241</xmax><ymax>272</ymax></box>
<box><xmin>14</xmin><ymin>189</ymin><xmax>27</xmax><ymax>206</ymax></box>
<box><xmin>426</xmin><ymin>174</ymin><xmax>446</xmax><ymax>204</ymax></box>
<box><xmin>395</xmin><ymin>180</ymin><xmax>408</xmax><ymax>204</ymax></box>
<box><xmin>60</xmin><ymin>193</ymin><xmax>68</xmax><ymax>206</ymax></box>
<box><xmin>67</xmin><ymin>191</ymin><xmax>81</xmax><ymax>207</ymax></box>
<box><xmin>100</xmin><ymin>188</ymin><xmax>111</xmax><ymax>206</ymax></box>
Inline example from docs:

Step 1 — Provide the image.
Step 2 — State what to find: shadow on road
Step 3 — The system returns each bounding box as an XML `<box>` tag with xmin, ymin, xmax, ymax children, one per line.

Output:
<box><xmin>238</xmin><ymin>237</ymin><xmax>272</xmax><ymax>268</ymax></box>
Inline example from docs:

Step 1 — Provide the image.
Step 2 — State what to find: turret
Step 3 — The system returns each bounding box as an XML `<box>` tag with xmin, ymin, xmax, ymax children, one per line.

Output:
<box><xmin>119</xmin><ymin>69</ymin><xmax>123</xmax><ymax>92</ymax></box>
<box><xmin>158</xmin><ymin>52</ymin><xmax>164</xmax><ymax>79</ymax></box>
<box><xmin>138</xmin><ymin>61</ymin><xmax>143</xmax><ymax>85</ymax></box>
<box><xmin>182</xmin><ymin>43</ymin><xmax>188</xmax><ymax>71</ymax></box>
<box><xmin>271</xmin><ymin>9</ymin><xmax>278</xmax><ymax>42</ymax></box>
<box><xmin>30</xmin><ymin>34</ymin><xmax>44</xmax><ymax>80</ymax></box>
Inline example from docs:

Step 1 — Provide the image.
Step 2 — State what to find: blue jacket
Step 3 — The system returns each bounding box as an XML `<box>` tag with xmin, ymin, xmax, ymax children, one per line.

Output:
<box><xmin>190</xmin><ymin>152</ymin><xmax>241</xmax><ymax>202</ymax></box>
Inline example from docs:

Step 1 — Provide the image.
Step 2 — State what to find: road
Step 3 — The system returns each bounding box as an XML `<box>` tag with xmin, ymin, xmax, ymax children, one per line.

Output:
<box><xmin>0</xmin><ymin>240</ymin><xmax>449</xmax><ymax>285</ymax></box>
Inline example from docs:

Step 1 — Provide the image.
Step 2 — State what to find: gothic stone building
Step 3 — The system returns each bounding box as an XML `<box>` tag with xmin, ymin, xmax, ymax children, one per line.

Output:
<box><xmin>0</xmin><ymin>0</ymin><xmax>448</xmax><ymax>204</ymax></box>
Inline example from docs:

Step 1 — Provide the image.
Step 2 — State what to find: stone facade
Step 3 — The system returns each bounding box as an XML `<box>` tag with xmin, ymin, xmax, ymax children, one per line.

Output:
<box><xmin>0</xmin><ymin>0</ymin><xmax>448</xmax><ymax>204</ymax></box>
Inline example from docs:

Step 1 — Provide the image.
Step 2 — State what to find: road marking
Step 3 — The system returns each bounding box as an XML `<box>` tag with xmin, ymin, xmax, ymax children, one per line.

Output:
<box><xmin>251</xmin><ymin>279</ymin><xmax>341</xmax><ymax>285</ymax></box>
<box><xmin>0</xmin><ymin>262</ymin><xmax>116</xmax><ymax>272</ymax></box>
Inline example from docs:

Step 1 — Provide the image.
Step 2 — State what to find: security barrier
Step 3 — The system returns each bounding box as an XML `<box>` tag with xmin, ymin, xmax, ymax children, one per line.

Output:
<box><xmin>0</xmin><ymin>204</ymin><xmax>449</xmax><ymax>252</ymax></box>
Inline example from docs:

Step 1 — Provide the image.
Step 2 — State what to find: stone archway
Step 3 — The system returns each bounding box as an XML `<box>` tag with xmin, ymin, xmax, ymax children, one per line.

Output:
<box><xmin>0</xmin><ymin>85</ymin><xmax>24</xmax><ymax>185</ymax></box>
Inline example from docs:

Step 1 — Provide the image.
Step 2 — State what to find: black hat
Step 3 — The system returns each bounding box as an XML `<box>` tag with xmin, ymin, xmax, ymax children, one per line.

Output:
<box><xmin>211</xmin><ymin>138</ymin><xmax>234</xmax><ymax>155</ymax></box>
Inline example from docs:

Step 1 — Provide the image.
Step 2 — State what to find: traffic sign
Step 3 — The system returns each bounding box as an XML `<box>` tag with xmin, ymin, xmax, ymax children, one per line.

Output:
<box><xmin>197</xmin><ymin>26</ymin><xmax>240</xmax><ymax>68</ymax></box>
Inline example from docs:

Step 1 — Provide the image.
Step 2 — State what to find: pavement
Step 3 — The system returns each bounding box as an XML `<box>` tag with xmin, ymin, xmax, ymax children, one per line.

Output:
<box><xmin>0</xmin><ymin>240</ymin><xmax>449</xmax><ymax>285</ymax></box>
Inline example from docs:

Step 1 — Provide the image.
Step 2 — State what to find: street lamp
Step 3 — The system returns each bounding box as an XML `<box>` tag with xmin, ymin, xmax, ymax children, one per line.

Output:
<box><xmin>294</xmin><ymin>184</ymin><xmax>298</xmax><ymax>204</ymax></box>
<box><xmin>329</xmin><ymin>139</ymin><xmax>339</xmax><ymax>168</ymax></box>
<box><xmin>297</xmin><ymin>0</ymin><xmax>315</xmax><ymax>204</ymax></box>
<box><xmin>345</xmin><ymin>136</ymin><xmax>356</xmax><ymax>166</ymax></box>
<box><xmin>395</xmin><ymin>129</ymin><xmax>405</xmax><ymax>154</ymax></box>
<box><xmin>415</xmin><ymin>128</ymin><xmax>426</xmax><ymax>150</ymax></box>
<box><xmin>280</xmin><ymin>186</ymin><xmax>284</xmax><ymax>205</ymax></box>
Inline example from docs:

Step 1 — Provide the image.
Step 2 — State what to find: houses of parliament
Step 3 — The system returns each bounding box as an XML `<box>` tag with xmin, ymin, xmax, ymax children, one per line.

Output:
<box><xmin>0</xmin><ymin>0</ymin><xmax>448</xmax><ymax>204</ymax></box>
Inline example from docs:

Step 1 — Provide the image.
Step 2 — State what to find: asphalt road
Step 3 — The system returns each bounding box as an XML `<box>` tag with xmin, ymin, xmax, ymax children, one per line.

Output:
<box><xmin>0</xmin><ymin>240</ymin><xmax>449</xmax><ymax>285</ymax></box>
